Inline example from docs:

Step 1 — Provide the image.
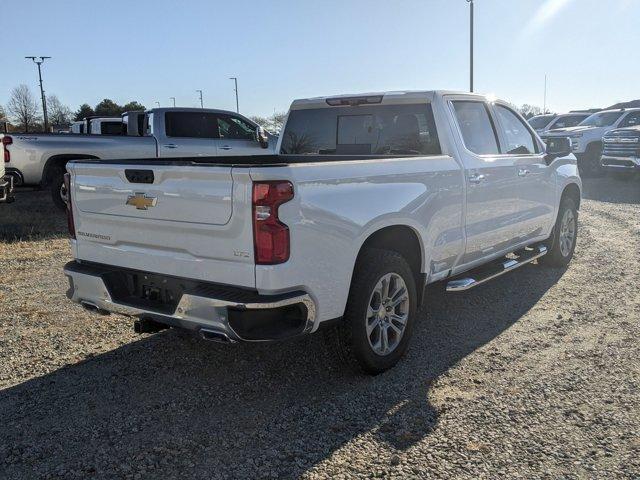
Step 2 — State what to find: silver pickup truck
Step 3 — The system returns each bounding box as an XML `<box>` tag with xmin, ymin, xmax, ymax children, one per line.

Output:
<box><xmin>0</xmin><ymin>108</ymin><xmax>274</xmax><ymax>208</ymax></box>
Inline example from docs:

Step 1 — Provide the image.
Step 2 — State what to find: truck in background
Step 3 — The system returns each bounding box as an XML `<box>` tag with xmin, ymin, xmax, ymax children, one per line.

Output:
<box><xmin>528</xmin><ymin>112</ymin><xmax>590</xmax><ymax>135</ymax></box>
<box><xmin>0</xmin><ymin>108</ymin><xmax>275</xmax><ymax>208</ymax></box>
<box><xmin>601</xmin><ymin>125</ymin><xmax>640</xmax><ymax>178</ymax></box>
<box><xmin>542</xmin><ymin>108</ymin><xmax>640</xmax><ymax>176</ymax></box>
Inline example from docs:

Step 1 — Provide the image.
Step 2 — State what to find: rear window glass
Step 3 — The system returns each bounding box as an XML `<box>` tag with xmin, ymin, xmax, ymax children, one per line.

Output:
<box><xmin>280</xmin><ymin>103</ymin><xmax>441</xmax><ymax>156</ymax></box>
<box><xmin>100</xmin><ymin>121</ymin><xmax>123</xmax><ymax>135</ymax></box>
<box><xmin>165</xmin><ymin>112</ymin><xmax>219</xmax><ymax>138</ymax></box>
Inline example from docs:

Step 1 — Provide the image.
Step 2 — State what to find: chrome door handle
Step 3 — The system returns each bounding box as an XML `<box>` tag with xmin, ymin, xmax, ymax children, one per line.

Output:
<box><xmin>219</xmin><ymin>145</ymin><xmax>232</xmax><ymax>151</ymax></box>
<box><xmin>468</xmin><ymin>173</ymin><xmax>486</xmax><ymax>184</ymax></box>
<box><xmin>163</xmin><ymin>144</ymin><xmax>177</xmax><ymax>149</ymax></box>
<box><xmin>518</xmin><ymin>168</ymin><xmax>530</xmax><ymax>177</ymax></box>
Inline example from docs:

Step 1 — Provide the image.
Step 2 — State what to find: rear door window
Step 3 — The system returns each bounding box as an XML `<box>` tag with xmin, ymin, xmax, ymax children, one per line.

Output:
<box><xmin>165</xmin><ymin>112</ymin><xmax>219</xmax><ymax>138</ymax></box>
<box><xmin>280</xmin><ymin>103</ymin><xmax>441</xmax><ymax>156</ymax></box>
<box><xmin>451</xmin><ymin>101</ymin><xmax>500</xmax><ymax>155</ymax></box>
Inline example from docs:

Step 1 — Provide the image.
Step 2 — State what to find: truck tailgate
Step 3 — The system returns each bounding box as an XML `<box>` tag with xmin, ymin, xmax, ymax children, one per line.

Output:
<box><xmin>68</xmin><ymin>162</ymin><xmax>256</xmax><ymax>288</ymax></box>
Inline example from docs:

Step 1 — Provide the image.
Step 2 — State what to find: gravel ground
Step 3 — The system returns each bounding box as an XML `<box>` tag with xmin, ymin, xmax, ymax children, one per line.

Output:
<box><xmin>0</xmin><ymin>177</ymin><xmax>638</xmax><ymax>479</ymax></box>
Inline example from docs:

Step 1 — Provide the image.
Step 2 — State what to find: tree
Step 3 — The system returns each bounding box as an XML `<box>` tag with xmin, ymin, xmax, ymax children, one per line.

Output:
<box><xmin>250</xmin><ymin>111</ymin><xmax>287</xmax><ymax>134</ymax></box>
<box><xmin>6</xmin><ymin>84</ymin><xmax>41</xmax><ymax>132</ymax></box>
<box><xmin>94</xmin><ymin>98</ymin><xmax>122</xmax><ymax>117</ymax></box>
<box><xmin>518</xmin><ymin>104</ymin><xmax>543</xmax><ymax>119</ymax></box>
<box><xmin>122</xmin><ymin>101</ymin><xmax>146</xmax><ymax>112</ymax></box>
<box><xmin>74</xmin><ymin>103</ymin><xmax>95</xmax><ymax>121</ymax></box>
<box><xmin>47</xmin><ymin>95</ymin><xmax>73</xmax><ymax>129</ymax></box>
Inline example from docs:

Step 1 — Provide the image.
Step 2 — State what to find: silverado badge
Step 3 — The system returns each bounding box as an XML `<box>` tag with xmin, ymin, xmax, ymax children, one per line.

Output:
<box><xmin>126</xmin><ymin>192</ymin><xmax>157</xmax><ymax>210</ymax></box>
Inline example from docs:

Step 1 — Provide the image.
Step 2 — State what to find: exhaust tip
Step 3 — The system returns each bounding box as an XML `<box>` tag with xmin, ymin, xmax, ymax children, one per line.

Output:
<box><xmin>200</xmin><ymin>328</ymin><xmax>233</xmax><ymax>343</ymax></box>
<box><xmin>80</xmin><ymin>300</ymin><xmax>110</xmax><ymax>316</ymax></box>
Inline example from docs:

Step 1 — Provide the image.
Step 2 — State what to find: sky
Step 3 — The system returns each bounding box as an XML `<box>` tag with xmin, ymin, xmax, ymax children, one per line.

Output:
<box><xmin>1</xmin><ymin>0</ymin><xmax>639</xmax><ymax>117</ymax></box>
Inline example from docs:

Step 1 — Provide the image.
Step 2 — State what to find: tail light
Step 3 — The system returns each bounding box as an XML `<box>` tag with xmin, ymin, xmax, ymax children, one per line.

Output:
<box><xmin>252</xmin><ymin>181</ymin><xmax>294</xmax><ymax>264</ymax></box>
<box><xmin>2</xmin><ymin>136</ymin><xmax>12</xmax><ymax>163</ymax></box>
<box><xmin>64</xmin><ymin>173</ymin><xmax>76</xmax><ymax>239</ymax></box>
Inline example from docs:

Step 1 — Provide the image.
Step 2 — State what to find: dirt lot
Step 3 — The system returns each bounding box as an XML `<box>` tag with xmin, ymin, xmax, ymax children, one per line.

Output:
<box><xmin>0</xmin><ymin>178</ymin><xmax>638</xmax><ymax>479</ymax></box>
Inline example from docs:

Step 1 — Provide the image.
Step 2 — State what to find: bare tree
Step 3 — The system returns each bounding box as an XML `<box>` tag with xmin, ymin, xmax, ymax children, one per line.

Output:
<box><xmin>249</xmin><ymin>111</ymin><xmax>287</xmax><ymax>134</ymax></box>
<box><xmin>518</xmin><ymin>104</ymin><xmax>544</xmax><ymax>119</ymax></box>
<box><xmin>7</xmin><ymin>84</ymin><xmax>41</xmax><ymax>132</ymax></box>
<box><xmin>47</xmin><ymin>95</ymin><xmax>73</xmax><ymax>129</ymax></box>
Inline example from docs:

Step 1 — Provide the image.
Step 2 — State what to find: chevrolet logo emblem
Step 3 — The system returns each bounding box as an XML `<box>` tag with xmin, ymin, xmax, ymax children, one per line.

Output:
<box><xmin>126</xmin><ymin>192</ymin><xmax>157</xmax><ymax>210</ymax></box>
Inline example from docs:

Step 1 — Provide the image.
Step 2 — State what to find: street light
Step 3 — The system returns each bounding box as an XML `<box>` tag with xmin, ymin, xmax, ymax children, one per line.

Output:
<box><xmin>25</xmin><ymin>56</ymin><xmax>51</xmax><ymax>131</ymax></box>
<box><xmin>170</xmin><ymin>97</ymin><xmax>176</xmax><ymax>107</ymax></box>
<box><xmin>196</xmin><ymin>90</ymin><xmax>204</xmax><ymax>108</ymax></box>
<box><xmin>229</xmin><ymin>77</ymin><xmax>239</xmax><ymax>113</ymax></box>
<box><xmin>466</xmin><ymin>0</ymin><xmax>474</xmax><ymax>92</ymax></box>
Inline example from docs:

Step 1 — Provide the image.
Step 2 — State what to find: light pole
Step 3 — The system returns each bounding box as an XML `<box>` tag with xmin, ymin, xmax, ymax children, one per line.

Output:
<box><xmin>543</xmin><ymin>75</ymin><xmax>547</xmax><ymax>113</ymax></box>
<box><xmin>196</xmin><ymin>89</ymin><xmax>204</xmax><ymax>108</ymax></box>
<box><xmin>155</xmin><ymin>101</ymin><xmax>161</xmax><ymax>108</ymax></box>
<box><xmin>170</xmin><ymin>97</ymin><xmax>176</xmax><ymax>107</ymax></box>
<box><xmin>229</xmin><ymin>77</ymin><xmax>239</xmax><ymax>113</ymax></box>
<box><xmin>25</xmin><ymin>56</ymin><xmax>51</xmax><ymax>131</ymax></box>
<box><xmin>466</xmin><ymin>0</ymin><xmax>474</xmax><ymax>92</ymax></box>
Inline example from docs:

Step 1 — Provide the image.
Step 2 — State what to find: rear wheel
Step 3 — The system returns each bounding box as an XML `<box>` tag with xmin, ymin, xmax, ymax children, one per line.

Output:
<box><xmin>50</xmin><ymin>166</ymin><xmax>67</xmax><ymax>211</ymax></box>
<box><xmin>540</xmin><ymin>196</ymin><xmax>578</xmax><ymax>267</ymax></box>
<box><xmin>327</xmin><ymin>248</ymin><xmax>417</xmax><ymax>375</ymax></box>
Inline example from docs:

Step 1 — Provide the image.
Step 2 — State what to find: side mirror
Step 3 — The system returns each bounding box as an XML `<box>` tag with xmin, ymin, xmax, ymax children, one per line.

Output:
<box><xmin>255</xmin><ymin>126</ymin><xmax>269</xmax><ymax>149</ymax></box>
<box><xmin>544</xmin><ymin>136</ymin><xmax>572</xmax><ymax>163</ymax></box>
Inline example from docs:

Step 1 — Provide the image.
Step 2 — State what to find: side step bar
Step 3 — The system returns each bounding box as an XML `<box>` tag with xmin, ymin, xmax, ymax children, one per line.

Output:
<box><xmin>446</xmin><ymin>244</ymin><xmax>547</xmax><ymax>292</ymax></box>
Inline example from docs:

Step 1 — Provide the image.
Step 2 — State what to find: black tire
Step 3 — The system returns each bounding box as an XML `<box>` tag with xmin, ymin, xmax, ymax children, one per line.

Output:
<box><xmin>579</xmin><ymin>144</ymin><xmax>603</xmax><ymax>177</ymax></box>
<box><xmin>50</xmin><ymin>167</ymin><xmax>67</xmax><ymax>211</ymax></box>
<box><xmin>326</xmin><ymin>248</ymin><xmax>417</xmax><ymax>375</ymax></box>
<box><xmin>540</xmin><ymin>196</ymin><xmax>578</xmax><ymax>268</ymax></box>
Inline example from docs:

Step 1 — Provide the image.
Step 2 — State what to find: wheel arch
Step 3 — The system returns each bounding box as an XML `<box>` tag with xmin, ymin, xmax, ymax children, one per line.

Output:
<box><xmin>41</xmin><ymin>154</ymin><xmax>100</xmax><ymax>186</ymax></box>
<box><xmin>355</xmin><ymin>224</ymin><xmax>426</xmax><ymax>305</ymax></box>
<box><xmin>561</xmin><ymin>182</ymin><xmax>581</xmax><ymax>210</ymax></box>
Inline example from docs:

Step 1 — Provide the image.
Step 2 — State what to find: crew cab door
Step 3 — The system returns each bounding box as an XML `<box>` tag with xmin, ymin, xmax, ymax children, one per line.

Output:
<box><xmin>447</xmin><ymin>97</ymin><xmax>522</xmax><ymax>267</ymax></box>
<box><xmin>490</xmin><ymin>103</ymin><xmax>556</xmax><ymax>243</ymax></box>
<box><xmin>153</xmin><ymin>111</ymin><xmax>219</xmax><ymax>157</ymax></box>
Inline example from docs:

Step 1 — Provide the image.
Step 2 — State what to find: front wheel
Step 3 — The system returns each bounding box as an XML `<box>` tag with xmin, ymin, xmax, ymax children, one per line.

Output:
<box><xmin>327</xmin><ymin>248</ymin><xmax>417</xmax><ymax>375</ymax></box>
<box><xmin>540</xmin><ymin>196</ymin><xmax>578</xmax><ymax>267</ymax></box>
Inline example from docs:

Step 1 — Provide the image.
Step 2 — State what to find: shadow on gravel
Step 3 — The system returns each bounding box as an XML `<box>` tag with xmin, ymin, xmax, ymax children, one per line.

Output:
<box><xmin>581</xmin><ymin>176</ymin><xmax>640</xmax><ymax>204</ymax></box>
<box><xmin>0</xmin><ymin>263</ymin><xmax>565</xmax><ymax>478</ymax></box>
<box><xmin>0</xmin><ymin>189</ymin><xmax>66</xmax><ymax>242</ymax></box>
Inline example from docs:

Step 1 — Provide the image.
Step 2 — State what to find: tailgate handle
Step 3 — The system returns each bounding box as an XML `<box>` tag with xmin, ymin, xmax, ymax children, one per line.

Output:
<box><xmin>125</xmin><ymin>169</ymin><xmax>155</xmax><ymax>184</ymax></box>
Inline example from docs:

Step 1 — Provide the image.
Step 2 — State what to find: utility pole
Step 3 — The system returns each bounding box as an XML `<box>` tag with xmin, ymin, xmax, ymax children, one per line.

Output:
<box><xmin>466</xmin><ymin>0</ymin><xmax>474</xmax><ymax>92</ymax></box>
<box><xmin>25</xmin><ymin>56</ymin><xmax>51</xmax><ymax>131</ymax></box>
<box><xmin>196</xmin><ymin>90</ymin><xmax>204</xmax><ymax>108</ymax></box>
<box><xmin>229</xmin><ymin>77</ymin><xmax>239</xmax><ymax>113</ymax></box>
<box><xmin>170</xmin><ymin>97</ymin><xmax>176</xmax><ymax>107</ymax></box>
<box><xmin>543</xmin><ymin>75</ymin><xmax>547</xmax><ymax>113</ymax></box>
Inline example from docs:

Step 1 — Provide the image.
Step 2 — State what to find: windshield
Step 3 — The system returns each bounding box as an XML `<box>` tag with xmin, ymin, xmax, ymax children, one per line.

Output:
<box><xmin>528</xmin><ymin>115</ymin><xmax>555</xmax><ymax>129</ymax></box>
<box><xmin>579</xmin><ymin>111</ymin><xmax>624</xmax><ymax>127</ymax></box>
<box><xmin>549</xmin><ymin>114</ymin><xmax>589</xmax><ymax>130</ymax></box>
<box><xmin>280</xmin><ymin>103</ymin><xmax>441</xmax><ymax>156</ymax></box>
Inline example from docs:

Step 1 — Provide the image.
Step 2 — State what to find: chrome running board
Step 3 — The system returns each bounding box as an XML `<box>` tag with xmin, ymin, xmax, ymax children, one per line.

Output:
<box><xmin>446</xmin><ymin>244</ymin><xmax>547</xmax><ymax>292</ymax></box>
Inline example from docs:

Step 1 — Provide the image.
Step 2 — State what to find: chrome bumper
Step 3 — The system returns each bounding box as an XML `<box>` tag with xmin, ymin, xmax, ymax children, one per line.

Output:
<box><xmin>601</xmin><ymin>155</ymin><xmax>640</xmax><ymax>171</ymax></box>
<box><xmin>0</xmin><ymin>175</ymin><xmax>14</xmax><ymax>203</ymax></box>
<box><xmin>63</xmin><ymin>262</ymin><xmax>316</xmax><ymax>342</ymax></box>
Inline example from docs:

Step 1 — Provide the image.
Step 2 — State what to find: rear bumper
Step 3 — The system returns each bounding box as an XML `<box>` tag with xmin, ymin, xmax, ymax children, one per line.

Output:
<box><xmin>0</xmin><ymin>175</ymin><xmax>14</xmax><ymax>203</ymax></box>
<box><xmin>601</xmin><ymin>155</ymin><xmax>640</xmax><ymax>172</ymax></box>
<box><xmin>63</xmin><ymin>261</ymin><xmax>316</xmax><ymax>342</ymax></box>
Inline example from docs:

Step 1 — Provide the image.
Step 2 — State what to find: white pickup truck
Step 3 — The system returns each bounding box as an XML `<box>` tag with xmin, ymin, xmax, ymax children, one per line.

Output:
<box><xmin>63</xmin><ymin>91</ymin><xmax>581</xmax><ymax>374</ymax></box>
<box><xmin>1</xmin><ymin>137</ymin><xmax>15</xmax><ymax>203</ymax></box>
<box><xmin>542</xmin><ymin>107</ymin><xmax>640</xmax><ymax>176</ymax></box>
<box><xmin>0</xmin><ymin>108</ymin><xmax>273</xmax><ymax>208</ymax></box>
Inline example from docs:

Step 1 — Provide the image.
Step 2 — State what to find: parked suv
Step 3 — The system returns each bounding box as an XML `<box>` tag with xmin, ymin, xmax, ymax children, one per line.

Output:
<box><xmin>528</xmin><ymin>113</ymin><xmax>590</xmax><ymax>135</ymax></box>
<box><xmin>543</xmin><ymin>108</ymin><xmax>640</xmax><ymax>176</ymax></box>
<box><xmin>63</xmin><ymin>90</ymin><xmax>580</xmax><ymax>374</ymax></box>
